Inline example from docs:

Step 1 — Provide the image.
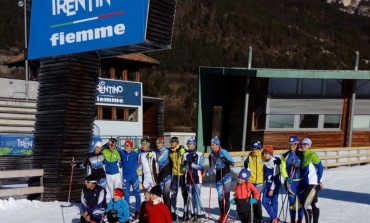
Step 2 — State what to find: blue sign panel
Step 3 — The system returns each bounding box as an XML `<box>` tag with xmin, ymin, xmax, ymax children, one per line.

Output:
<box><xmin>28</xmin><ymin>0</ymin><xmax>149</xmax><ymax>60</ymax></box>
<box><xmin>0</xmin><ymin>134</ymin><xmax>33</xmax><ymax>155</ymax></box>
<box><xmin>96</xmin><ymin>78</ymin><xmax>142</xmax><ymax>107</ymax></box>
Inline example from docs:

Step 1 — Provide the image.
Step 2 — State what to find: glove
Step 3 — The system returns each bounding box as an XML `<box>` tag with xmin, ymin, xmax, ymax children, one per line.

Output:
<box><xmin>273</xmin><ymin>158</ymin><xmax>281</xmax><ymax>165</ymax></box>
<box><xmin>190</xmin><ymin>163</ymin><xmax>197</xmax><ymax>169</ymax></box>
<box><xmin>190</xmin><ymin>154</ymin><xmax>197</xmax><ymax>163</ymax></box>
<box><xmin>286</xmin><ymin>177</ymin><xmax>293</xmax><ymax>184</ymax></box>
<box><xmin>230</xmin><ymin>199</ymin><xmax>236</xmax><ymax>205</ymax></box>
<box><xmin>79</xmin><ymin>164</ymin><xmax>85</xmax><ymax>169</ymax></box>
<box><xmin>249</xmin><ymin>198</ymin><xmax>257</xmax><ymax>205</ymax></box>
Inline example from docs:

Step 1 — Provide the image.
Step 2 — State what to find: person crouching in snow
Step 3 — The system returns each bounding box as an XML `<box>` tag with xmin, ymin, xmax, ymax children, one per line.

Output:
<box><xmin>146</xmin><ymin>185</ymin><xmax>172</xmax><ymax>223</ymax></box>
<box><xmin>106</xmin><ymin>188</ymin><xmax>129</xmax><ymax>223</ymax></box>
<box><xmin>80</xmin><ymin>174</ymin><xmax>107</xmax><ymax>223</ymax></box>
<box><xmin>209</xmin><ymin>136</ymin><xmax>235</xmax><ymax>223</ymax></box>
<box><xmin>262</xmin><ymin>145</ymin><xmax>282</xmax><ymax>223</ymax></box>
<box><xmin>232</xmin><ymin>168</ymin><xmax>261</xmax><ymax>223</ymax></box>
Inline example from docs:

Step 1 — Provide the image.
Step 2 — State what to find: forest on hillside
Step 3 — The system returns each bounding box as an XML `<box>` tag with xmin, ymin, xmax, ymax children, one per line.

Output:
<box><xmin>2</xmin><ymin>0</ymin><xmax>370</xmax><ymax>131</ymax></box>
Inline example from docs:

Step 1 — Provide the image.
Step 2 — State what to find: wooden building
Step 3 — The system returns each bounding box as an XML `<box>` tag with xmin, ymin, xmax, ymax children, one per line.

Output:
<box><xmin>197</xmin><ymin>67</ymin><xmax>370</xmax><ymax>152</ymax></box>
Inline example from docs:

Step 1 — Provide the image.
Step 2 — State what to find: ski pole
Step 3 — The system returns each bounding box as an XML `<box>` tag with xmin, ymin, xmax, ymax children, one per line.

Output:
<box><xmin>68</xmin><ymin>157</ymin><xmax>75</xmax><ymax>203</ymax></box>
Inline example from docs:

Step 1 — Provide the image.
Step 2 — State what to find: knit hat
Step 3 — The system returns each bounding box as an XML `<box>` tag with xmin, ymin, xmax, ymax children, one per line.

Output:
<box><xmin>289</xmin><ymin>136</ymin><xmax>299</xmax><ymax>145</ymax></box>
<box><xmin>114</xmin><ymin>188</ymin><xmax>124</xmax><ymax>198</ymax></box>
<box><xmin>94</xmin><ymin>141</ymin><xmax>102</xmax><ymax>148</ymax></box>
<box><xmin>264</xmin><ymin>145</ymin><xmax>274</xmax><ymax>155</ymax></box>
<box><xmin>302</xmin><ymin>138</ymin><xmax>312</xmax><ymax>146</ymax></box>
<box><xmin>251</xmin><ymin>141</ymin><xmax>262</xmax><ymax>150</ymax></box>
<box><xmin>150</xmin><ymin>185</ymin><xmax>162</xmax><ymax>197</ymax></box>
<box><xmin>156</xmin><ymin>137</ymin><xmax>164</xmax><ymax>143</ymax></box>
<box><xmin>187</xmin><ymin>138</ymin><xmax>196</xmax><ymax>145</ymax></box>
<box><xmin>85</xmin><ymin>174</ymin><xmax>97</xmax><ymax>183</ymax></box>
<box><xmin>170</xmin><ymin>136</ymin><xmax>179</xmax><ymax>143</ymax></box>
<box><xmin>124</xmin><ymin>140</ymin><xmax>133</xmax><ymax>147</ymax></box>
<box><xmin>238</xmin><ymin>168</ymin><xmax>251</xmax><ymax>181</ymax></box>
<box><xmin>211</xmin><ymin>137</ymin><xmax>220</xmax><ymax>145</ymax></box>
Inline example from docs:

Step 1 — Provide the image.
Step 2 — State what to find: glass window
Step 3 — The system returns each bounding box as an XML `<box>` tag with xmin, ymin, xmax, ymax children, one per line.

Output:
<box><xmin>269</xmin><ymin>115</ymin><xmax>294</xmax><ymax>128</ymax></box>
<box><xmin>356</xmin><ymin>80</ymin><xmax>370</xmax><ymax>98</ymax></box>
<box><xmin>299</xmin><ymin>114</ymin><xmax>318</xmax><ymax>128</ymax></box>
<box><xmin>254</xmin><ymin>114</ymin><xmax>266</xmax><ymax>130</ymax></box>
<box><xmin>324</xmin><ymin>80</ymin><xmax>342</xmax><ymax>96</ymax></box>
<box><xmin>353</xmin><ymin>115</ymin><xmax>370</xmax><ymax>129</ymax></box>
<box><xmin>102</xmin><ymin>107</ymin><xmax>112</xmax><ymax>120</ymax></box>
<box><xmin>301</xmin><ymin>79</ymin><xmax>322</xmax><ymax>96</ymax></box>
<box><xmin>270</xmin><ymin>78</ymin><xmax>298</xmax><ymax>96</ymax></box>
<box><xmin>324</xmin><ymin>115</ymin><xmax>341</xmax><ymax>128</ymax></box>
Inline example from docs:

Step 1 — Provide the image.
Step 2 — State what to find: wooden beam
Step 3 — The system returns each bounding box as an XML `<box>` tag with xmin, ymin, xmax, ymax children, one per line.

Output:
<box><xmin>0</xmin><ymin>169</ymin><xmax>43</xmax><ymax>179</ymax></box>
<box><xmin>0</xmin><ymin>186</ymin><xmax>44</xmax><ymax>197</ymax></box>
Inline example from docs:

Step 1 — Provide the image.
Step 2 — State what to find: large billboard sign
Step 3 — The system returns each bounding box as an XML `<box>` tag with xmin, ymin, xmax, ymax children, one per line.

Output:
<box><xmin>96</xmin><ymin>78</ymin><xmax>142</xmax><ymax>107</ymax></box>
<box><xmin>28</xmin><ymin>0</ymin><xmax>149</xmax><ymax>60</ymax></box>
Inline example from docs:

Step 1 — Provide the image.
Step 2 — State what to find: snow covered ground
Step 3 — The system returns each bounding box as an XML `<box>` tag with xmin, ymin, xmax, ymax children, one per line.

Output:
<box><xmin>1</xmin><ymin>164</ymin><xmax>370</xmax><ymax>223</ymax></box>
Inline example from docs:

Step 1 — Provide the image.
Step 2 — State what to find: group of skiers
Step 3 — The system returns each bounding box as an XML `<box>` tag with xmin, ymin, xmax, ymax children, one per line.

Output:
<box><xmin>77</xmin><ymin>135</ymin><xmax>324</xmax><ymax>223</ymax></box>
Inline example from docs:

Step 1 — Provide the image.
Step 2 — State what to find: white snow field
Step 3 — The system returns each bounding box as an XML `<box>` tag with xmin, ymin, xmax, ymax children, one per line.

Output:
<box><xmin>1</xmin><ymin>164</ymin><xmax>370</xmax><ymax>223</ymax></box>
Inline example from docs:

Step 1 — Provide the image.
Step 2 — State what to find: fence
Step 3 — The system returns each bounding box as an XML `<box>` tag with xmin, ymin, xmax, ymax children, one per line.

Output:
<box><xmin>202</xmin><ymin>146</ymin><xmax>370</xmax><ymax>173</ymax></box>
<box><xmin>0</xmin><ymin>169</ymin><xmax>44</xmax><ymax>200</ymax></box>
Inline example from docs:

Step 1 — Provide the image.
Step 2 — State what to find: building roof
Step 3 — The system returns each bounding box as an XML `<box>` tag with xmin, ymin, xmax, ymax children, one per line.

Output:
<box><xmin>199</xmin><ymin>66</ymin><xmax>370</xmax><ymax>80</ymax></box>
<box><xmin>4</xmin><ymin>52</ymin><xmax>159</xmax><ymax>66</ymax></box>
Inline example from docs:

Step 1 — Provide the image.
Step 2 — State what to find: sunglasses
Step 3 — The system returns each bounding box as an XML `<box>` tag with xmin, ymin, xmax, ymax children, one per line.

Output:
<box><xmin>156</xmin><ymin>141</ymin><xmax>163</xmax><ymax>144</ymax></box>
<box><xmin>301</xmin><ymin>143</ymin><xmax>309</xmax><ymax>147</ymax></box>
<box><xmin>85</xmin><ymin>180</ymin><xmax>96</xmax><ymax>184</ymax></box>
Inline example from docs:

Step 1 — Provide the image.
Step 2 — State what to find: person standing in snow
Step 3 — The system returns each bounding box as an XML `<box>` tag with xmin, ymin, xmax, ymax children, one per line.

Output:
<box><xmin>138</xmin><ymin>138</ymin><xmax>159</xmax><ymax>191</ymax></box>
<box><xmin>79</xmin><ymin>141</ymin><xmax>106</xmax><ymax>187</ymax></box>
<box><xmin>80</xmin><ymin>174</ymin><xmax>107</xmax><ymax>223</ymax></box>
<box><xmin>262</xmin><ymin>145</ymin><xmax>281</xmax><ymax>223</ymax></box>
<box><xmin>280</xmin><ymin>136</ymin><xmax>304</xmax><ymax>223</ymax></box>
<box><xmin>299</xmin><ymin>138</ymin><xmax>324</xmax><ymax>223</ymax></box>
<box><xmin>119</xmin><ymin>139</ymin><xmax>141</xmax><ymax>221</ymax></box>
<box><xmin>155</xmin><ymin>136</ymin><xmax>172</xmax><ymax>210</ymax></box>
<box><xmin>106</xmin><ymin>188</ymin><xmax>130</xmax><ymax>223</ymax></box>
<box><xmin>232</xmin><ymin>168</ymin><xmax>260</xmax><ymax>223</ymax></box>
<box><xmin>169</xmin><ymin>136</ymin><xmax>188</xmax><ymax>220</ymax></box>
<box><xmin>244</xmin><ymin>141</ymin><xmax>265</xmax><ymax>223</ymax></box>
<box><xmin>182</xmin><ymin>138</ymin><xmax>205</xmax><ymax>222</ymax></box>
<box><xmin>101</xmin><ymin>138</ymin><xmax>122</xmax><ymax>198</ymax></box>
<box><xmin>209</xmin><ymin>136</ymin><xmax>234</xmax><ymax>223</ymax></box>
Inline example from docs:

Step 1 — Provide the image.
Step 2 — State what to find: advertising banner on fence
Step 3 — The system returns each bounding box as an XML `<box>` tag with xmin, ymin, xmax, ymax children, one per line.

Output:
<box><xmin>28</xmin><ymin>0</ymin><xmax>149</xmax><ymax>60</ymax></box>
<box><xmin>0</xmin><ymin>134</ymin><xmax>33</xmax><ymax>155</ymax></box>
<box><xmin>96</xmin><ymin>78</ymin><xmax>142</xmax><ymax>107</ymax></box>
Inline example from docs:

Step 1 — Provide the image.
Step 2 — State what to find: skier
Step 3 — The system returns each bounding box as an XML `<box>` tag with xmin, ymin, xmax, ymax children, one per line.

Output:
<box><xmin>102</xmin><ymin>138</ymin><xmax>122</xmax><ymax>198</ymax></box>
<box><xmin>209</xmin><ymin>136</ymin><xmax>234</xmax><ymax>223</ymax></box>
<box><xmin>106</xmin><ymin>188</ymin><xmax>130</xmax><ymax>223</ymax></box>
<box><xmin>78</xmin><ymin>141</ymin><xmax>106</xmax><ymax>187</ymax></box>
<box><xmin>262</xmin><ymin>145</ymin><xmax>281</xmax><ymax>223</ymax></box>
<box><xmin>146</xmin><ymin>185</ymin><xmax>173</xmax><ymax>223</ymax></box>
<box><xmin>299</xmin><ymin>138</ymin><xmax>324</xmax><ymax>223</ymax></box>
<box><xmin>280</xmin><ymin>136</ymin><xmax>304</xmax><ymax>223</ymax></box>
<box><xmin>231</xmin><ymin>168</ymin><xmax>260</xmax><ymax>223</ymax></box>
<box><xmin>182</xmin><ymin>138</ymin><xmax>205</xmax><ymax>222</ymax></box>
<box><xmin>119</xmin><ymin>139</ymin><xmax>141</xmax><ymax>221</ymax></box>
<box><xmin>155</xmin><ymin>136</ymin><xmax>172</xmax><ymax>210</ymax></box>
<box><xmin>80</xmin><ymin>174</ymin><xmax>107</xmax><ymax>223</ymax></box>
<box><xmin>244</xmin><ymin>141</ymin><xmax>265</xmax><ymax>223</ymax></box>
<box><xmin>138</xmin><ymin>138</ymin><xmax>159</xmax><ymax>191</ymax></box>
<box><xmin>169</xmin><ymin>136</ymin><xmax>188</xmax><ymax>221</ymax></box>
